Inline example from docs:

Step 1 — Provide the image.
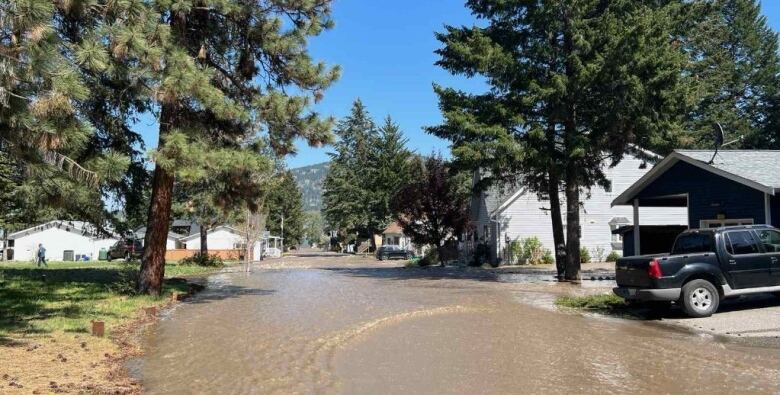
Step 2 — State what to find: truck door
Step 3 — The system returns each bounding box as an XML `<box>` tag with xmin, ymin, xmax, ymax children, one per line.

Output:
<box><xmin>722</xmin><ymin>230</ymin><xmax>771</xmax><ymax>288</ymax></box>
<box><xmin>753</xmin><ymin>228</ymin><xmax>780</xmax><ymax>283</ymax></box>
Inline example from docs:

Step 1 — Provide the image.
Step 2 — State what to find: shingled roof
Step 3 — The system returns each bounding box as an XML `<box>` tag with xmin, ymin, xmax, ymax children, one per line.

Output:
<box><xmin>613</xmin><ymin>150</ymin><xmax>780</xmax><ymax>206</ymax></box>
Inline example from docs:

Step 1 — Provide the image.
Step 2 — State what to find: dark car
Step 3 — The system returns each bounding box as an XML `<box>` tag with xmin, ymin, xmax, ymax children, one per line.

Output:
<box><xmin>376</xmin><ymin>245</ymin><xmax>412</xmax><ymax>261</ymax></box>
<box><xmin>107</xmin><ymin>238</ymin><xmax>144</xmax><ymax>261</ymax></box>
<box><xmin>614</xmin><ymin>225</ymin><xmax>780</xmax><ymax>317</ymax></box>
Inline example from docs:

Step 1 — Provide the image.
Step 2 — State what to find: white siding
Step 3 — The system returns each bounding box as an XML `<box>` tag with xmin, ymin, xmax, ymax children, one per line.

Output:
<box><xmin>12</xmin><ymin>227</ymin><xmax>117</xmax><ymax>261</ymax></box>
<box><xmin>185</xmin><ymin>228</ymin><xmax>243</xmax><ymax>250</ymax></box>
<box><xmin>487</xmin><ymin>154</ymin><xmax>688</xmax><ymax>260</ymax></box>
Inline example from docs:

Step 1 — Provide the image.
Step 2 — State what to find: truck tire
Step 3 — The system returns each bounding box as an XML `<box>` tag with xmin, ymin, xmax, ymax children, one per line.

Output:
<box><xmin>681</xmin><ymin>279</ymin><xmax>719</xmax><ymax>318</ymax></box>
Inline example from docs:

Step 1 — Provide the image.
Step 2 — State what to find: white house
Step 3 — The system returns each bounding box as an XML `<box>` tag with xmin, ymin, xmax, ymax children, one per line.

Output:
<box><xmin>180</xmin><ymin>226</ymin><xmax>246</xmax><ymax>251</ymax></box>
<box><xmin>471</xmin><ymin>150</ymin><xmax>688</xmax><ymax>263</ymax></box>
<box><xmin>381</xmin><ymin>222</ymin><xmax>412</xmax><ymax>249</ymax></box>
<box><xmin>7</xmin><ymin>220</ymin><xmax>118</xmax><ymax>262</ymax></box>
<box><xmin>134</xmin><ymin>226</ymin><xmax>182</xmax><ymax>250</ymax></box>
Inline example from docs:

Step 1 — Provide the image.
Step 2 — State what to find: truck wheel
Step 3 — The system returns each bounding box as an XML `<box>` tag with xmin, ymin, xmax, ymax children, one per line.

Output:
<box><xmin>681</xmin><ymin>279</ymin><xmax>719</xmax><ymax>318</ymax></box>
<box><xmin>125</xmin><ymin>252</ymin><xmax>131</xmax><ymax>261</ymax></box>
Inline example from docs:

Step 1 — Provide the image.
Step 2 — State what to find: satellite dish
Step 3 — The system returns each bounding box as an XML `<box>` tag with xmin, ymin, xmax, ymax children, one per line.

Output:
<box><xmin>713</xmin><ymin>122</ymin><xmax>724</xmax><ymax>147</ymax></box>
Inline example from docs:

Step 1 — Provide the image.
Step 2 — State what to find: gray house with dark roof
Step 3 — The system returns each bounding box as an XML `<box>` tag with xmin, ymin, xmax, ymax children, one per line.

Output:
<box><xmin>612</xmin><ymin>150</ymin><xmax>780</xmax><ymax>255</ymax></box>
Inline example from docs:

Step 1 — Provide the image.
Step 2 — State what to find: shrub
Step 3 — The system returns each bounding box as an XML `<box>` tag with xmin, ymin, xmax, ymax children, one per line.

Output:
<box><xmin>419</xmin><ymin>248</ymin><xmax>440</xmax><ymax>266</ymax></box>
<box><xmin>592</xmin><ymin>246</ymin><xmax>606</xmax><ymax>263</ymax></box>
<box><xmin>521</xmin><ymin>237</ymin><xmax>545</xmax><ymax>265</ymax></box>
<box><xmin>541</xmin><ymin>249</ymin><xmax>554</xmax><ymax>265</ymax></box>
<box><xmin>471</xmin><ymin>243</ymin><xmax>490</xmax><ymax>266</ymax></box>
<box><xmin>507</xmin><ymin>239</ymin><xmax>523</xmax><ymax>265</ymax></box>
<box><xmin>606</xmin><ymin>251</ymin><xmax>621</xmax><ymax>262</ymax></box>
<box><xmin>579</xmin><ymin>247</ymin><xmax>591</xmax><ymax>264</ymax></box>
<box><xmin>181</xmin><ymin>253</ymin><xmax>224</xmax><ymax>268</ymax></box>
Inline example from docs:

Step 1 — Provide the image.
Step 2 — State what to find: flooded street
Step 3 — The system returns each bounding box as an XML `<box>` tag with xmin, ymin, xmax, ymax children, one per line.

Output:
<box><xmin>135</xmin><ymin>256</ymin><xmax>780</xmax><ymax>394</ymax></box>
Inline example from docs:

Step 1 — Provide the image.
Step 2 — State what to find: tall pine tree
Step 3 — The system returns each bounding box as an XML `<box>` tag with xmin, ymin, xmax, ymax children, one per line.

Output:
<box><xmin>431</xmin><ymin>1</ymin><xmax>690</xmax><ymax>279</ymax></box>
<box><xmin>133</xmin><ymin>1</ymin><xmax>339</xmax><ymax>295</ymax></box>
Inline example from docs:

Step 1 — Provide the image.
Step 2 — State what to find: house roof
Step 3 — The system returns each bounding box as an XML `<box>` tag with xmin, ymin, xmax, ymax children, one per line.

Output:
<box><xmin>133</xmin><ymin>227</ymin><xmax>184</xmax><ymax>241</ymax></box>
<box><xmin>383</xmin><ymin>222</ymin><xmax>403</xmax><ymax>234</ymax></box>
<box><xmin>7</xmin><ymin>220</ymin><xmax>112</xmax><ymax>240</ymax></box>
<box><xmin>612</xmin><ymin>150</ymin><xmax>780</xmax><ymax>206</ymax></box>
<box><xmin>179</xmin><ymin>225</ymin><xmax>241</xmax><ymax>242</ymax></box>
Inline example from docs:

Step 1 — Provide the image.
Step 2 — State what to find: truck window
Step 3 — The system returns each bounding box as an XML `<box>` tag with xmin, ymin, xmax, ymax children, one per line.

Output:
<box><xmin>755</xmin><ymin>229</ymin><xmax>780</xmax><ymax>253</ymax></box>
<box><xmin>725</xmin><ymin>231</ymin><xmax>760</xmax><ymax>255</ymax></box>
<box><xmin>672</xmin><ymin>233</ymin><xmax>715</xmax><ymax>255</ymax></box>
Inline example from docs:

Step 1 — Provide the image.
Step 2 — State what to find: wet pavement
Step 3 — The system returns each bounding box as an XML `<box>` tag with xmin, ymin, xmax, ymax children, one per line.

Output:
<box><xmin>133</xmin><ymin>256</ymin><xmax>780</xmax><ymax>394</ymax></box>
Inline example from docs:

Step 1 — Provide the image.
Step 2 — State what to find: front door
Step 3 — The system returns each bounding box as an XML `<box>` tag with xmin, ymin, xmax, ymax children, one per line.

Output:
<box><xmin>754</xmin><ymin>228</ymin><xmax>780</xmax><ymax>283</ymax></box>
<box><xmin>722</xmin><ymin>230</ymin><xmax>771</xmax><ymax>288</ymax></box>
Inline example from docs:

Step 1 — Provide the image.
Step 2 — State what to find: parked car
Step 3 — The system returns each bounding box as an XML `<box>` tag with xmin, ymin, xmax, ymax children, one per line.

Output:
<box><xmin>614</xmin><ymin>225</ymin><xmax>780</xmax><ymax>317</ymax></box>
<box><xmin>107</xmin><ymin>238</ymin><xmax>144</xmax><ymax>261</ymax></box>
<box><xmin>376</xmin><ymin>245</ymin><xmax>412</xmax><ymax>261</ymax></box>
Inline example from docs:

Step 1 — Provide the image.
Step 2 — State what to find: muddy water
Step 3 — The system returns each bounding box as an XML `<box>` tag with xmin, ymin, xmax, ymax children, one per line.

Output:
<box><xmin>135</xmin><ymin>261</ymin><xmax>780</xmax><ymax>394</ymax></box>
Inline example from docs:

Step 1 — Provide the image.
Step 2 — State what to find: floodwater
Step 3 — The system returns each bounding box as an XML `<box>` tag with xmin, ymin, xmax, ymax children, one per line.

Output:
<box><xmin>134</xmin><ymin>256</ymin><xmax>780</xmax><ymax>394</ymax></box>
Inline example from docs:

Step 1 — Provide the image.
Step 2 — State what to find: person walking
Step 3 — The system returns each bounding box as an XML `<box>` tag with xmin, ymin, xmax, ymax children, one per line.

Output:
<box><xmin>36</xmin><ymin>243</ymin><xmax>47</xmax><ymax>267</ymax></box>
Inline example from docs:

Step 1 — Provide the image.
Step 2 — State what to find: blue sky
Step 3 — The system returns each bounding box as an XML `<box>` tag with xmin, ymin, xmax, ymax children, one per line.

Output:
<box><xmin>135</xmin><ymin>0</ymin><xmax>780</xmax><ymax>169</ymax></box>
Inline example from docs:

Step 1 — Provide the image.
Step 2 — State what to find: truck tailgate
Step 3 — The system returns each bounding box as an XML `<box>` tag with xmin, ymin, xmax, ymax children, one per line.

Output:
<box><xmin>615</xmin><ymin>255</ymin><xmax>665</xmax><ymax>288</ymax></box>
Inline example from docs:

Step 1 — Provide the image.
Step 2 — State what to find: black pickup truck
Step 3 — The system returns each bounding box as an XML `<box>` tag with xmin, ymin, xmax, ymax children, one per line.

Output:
<box><xmin>614</xmin><ymin>225</ymin><xmax>780</xmax><ymax>317</ymax></box>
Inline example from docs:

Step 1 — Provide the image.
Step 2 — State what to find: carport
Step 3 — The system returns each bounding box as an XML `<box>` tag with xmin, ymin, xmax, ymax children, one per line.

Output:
<box><xmin>612</xmin><ymin>150</ymin><xmax>780</xmax><ymax>255</ymax></box>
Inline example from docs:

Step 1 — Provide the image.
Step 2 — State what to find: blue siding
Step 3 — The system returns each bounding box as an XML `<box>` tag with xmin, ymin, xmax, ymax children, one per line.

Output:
<box><xmin>636</xmin><ymin>161</ymin><xmax>767</xmax><ymax>228</ymax></box>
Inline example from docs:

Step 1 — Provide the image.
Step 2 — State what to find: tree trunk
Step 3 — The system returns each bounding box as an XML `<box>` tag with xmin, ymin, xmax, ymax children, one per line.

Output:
<box><xmin>137</xmin><ymin>105</ymin><xmax>176</xmax><ymax>296</ymax></box>
<box><xmin>547</xmin><ymin>168</ymin><xmax>566</xmax><ymax>280</ymax></box>
<box><xmin>563</xmin><ymin>164</ymin><xmax>581</xmax><ymax>281</ymax></box>
<box><xmin>199</xmin><ymin>225</ymin><xmax>208</xmax><ymax>257</ymax></box>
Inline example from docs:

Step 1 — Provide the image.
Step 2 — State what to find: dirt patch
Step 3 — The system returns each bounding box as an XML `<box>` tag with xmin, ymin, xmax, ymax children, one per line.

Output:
<box><xmin>0</xmin><ymin>281</ymin><xmax>206</xmax><ymax>394</ymax></box>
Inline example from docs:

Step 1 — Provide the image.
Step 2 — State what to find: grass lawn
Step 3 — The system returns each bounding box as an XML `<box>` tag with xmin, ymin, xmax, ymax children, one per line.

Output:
<box><xmin>0</xmin><ymin>260</ymin><xmax>231</xmax><ymax>339</ymax></box>
<box><xmin>555</xmin><ymin>293</ymin><xmax>628</xmax><ymax>311</ymax></box>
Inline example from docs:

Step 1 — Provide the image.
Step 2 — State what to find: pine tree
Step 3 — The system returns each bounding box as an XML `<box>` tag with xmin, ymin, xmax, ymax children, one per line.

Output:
<box><xmin>679</xmin><ymin>0</ymin><xmax>780</xmax><ymax>150</ymax></box>
<box><xmin>133</xmin><ymin>1</ymin><xmax>339</xmax><ymax>295</ymax></box>
<box><xmin>322</xmin><ymin>100</ymin><xmax>377</xmax><ymax>238</ymax></box>
<box><xmin>367</xmin><ymin>116</ymin><xmax>412</xmax><ymax>237</ymax></box>
<box><xmin>266</xmin><ymin>171</ymin><xmax>305</xmax><ymax>249</ymax></box>
<box><xmin>431</xmin><ymin>1</ymin><xmax>690</xmax><ymax>279</ymax></box>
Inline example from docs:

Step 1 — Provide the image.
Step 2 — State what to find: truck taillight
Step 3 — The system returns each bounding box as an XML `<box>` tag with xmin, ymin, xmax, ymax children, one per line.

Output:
<box><xmin>648</xmin><ymin>258</ymin><xmax>663</xmax><ymax>280</ymax></box>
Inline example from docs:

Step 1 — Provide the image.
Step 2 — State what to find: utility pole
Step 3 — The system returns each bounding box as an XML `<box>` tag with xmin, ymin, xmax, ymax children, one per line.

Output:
<box><xmin>280</xmin><ymin>214</ymin><xmax>284</xmax><ymax>253</ymax></box>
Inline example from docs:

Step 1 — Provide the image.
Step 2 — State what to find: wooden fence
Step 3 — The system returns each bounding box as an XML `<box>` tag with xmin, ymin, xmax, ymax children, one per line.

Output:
<box><xmin>165</xmin><ymin>249</ymin><xmax>245</xmax><ymax>261</ymax></box>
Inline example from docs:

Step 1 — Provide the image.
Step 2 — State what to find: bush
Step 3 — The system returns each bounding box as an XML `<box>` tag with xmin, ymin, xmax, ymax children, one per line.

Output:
<box><xmin>541</xmin><ymin>249</ymin><xmax>554</xmax><ymax>265</ymax></box>
<box><xmin>471</xmin><ymin>243</ymin><xmax>490</xmax><ymax>266</ymax></box>
<box><xmin>521</xmin><ymin>237</ymin><xmax>545</xmax><ymax>265</ymax></box>
<box><xmin>507</xmin><ymin>239</ymin><xmax>523</xmax><ymax>265</ymax></box>
<box><xmin>606</xmin><ymin>250</ymin><xmax>621</xmax><ymax>262</ymax></box>
<box><xmin>555</xmin><ymin>294</ymin><xmax>626</xmax><ymax>310</ymax></box>
<box><xmin>592</xmin><ymin>246</ymin><xmax>606</xmax><ymax>263</ymax></box>
<box><xmin>579</xmin><ymin>247</ymin><xmax>591</xmax><ymax>264</ymax></box>
<box><xmin>419</xmin><ymin>248</ymin><xmax>438</xmax><ymax>267</ymax></box>
<box><xmin>181</xmin><ymin>253</ymin><xmax>224</xmax><ymax>268</ymax></box>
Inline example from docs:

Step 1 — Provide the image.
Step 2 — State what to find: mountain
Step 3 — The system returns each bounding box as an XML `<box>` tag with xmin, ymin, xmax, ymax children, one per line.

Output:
<box><xmin>290</xmin><ymin>162</ymin><xmax>330</xmax><ymax>211</ymax></box>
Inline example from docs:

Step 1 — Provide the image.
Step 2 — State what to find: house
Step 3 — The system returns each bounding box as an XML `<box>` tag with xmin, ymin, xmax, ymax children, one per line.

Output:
<box><xmin>6</xmin><ymin>220</ymin><xmax>118</xmax><ymax>261</ymax></box>
<box><xmin>180</xmin><ymin>225</ymin><xmax>246</xmax><ymax>251</ymax></box>
<box><xmin>612</xmin><ymin>150</ymin><xmax>780</xmax><ymax>255</ymax></box>
<box><xmin>381</xmin><ymin>222</ymin><xmax>412</xmax><ymax>249</ymax></box>
<box><xmin>133</xmin><ymin>227</ymin><xmax>183</xmax><ymax>250</ymax></box>
<box><xmin>471</xmin><ymin>150</ymin><xmax>688</xmax><ymax>264</ymax></box>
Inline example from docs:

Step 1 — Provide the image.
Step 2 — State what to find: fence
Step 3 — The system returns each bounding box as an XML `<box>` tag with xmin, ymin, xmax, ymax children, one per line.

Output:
<box><xmin>165</xmin><ymin>249</ymin><xmax>244</xmax><ymax>261</ymax></box>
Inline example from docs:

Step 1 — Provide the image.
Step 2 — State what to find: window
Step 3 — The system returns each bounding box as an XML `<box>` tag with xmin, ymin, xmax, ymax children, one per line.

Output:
<box><xmin>672</xmin><ymin>233</ymin><xmax>715</xmax><ymax>255</ymax></box>
<box><xmin>755</xmin><ymin>229</ymin><xmax>780</xmax><ymax>253</ymax></box>
<box><xmin>725</xmin><ymin>231</ymin><xmax>760</xmax><ymax>255</ymax></box>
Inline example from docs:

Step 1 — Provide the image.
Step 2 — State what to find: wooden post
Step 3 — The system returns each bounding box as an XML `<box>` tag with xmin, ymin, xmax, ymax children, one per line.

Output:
<box><xmin>765</xmin><ymin>193</ymin><xmax>772</xmax><ymax>225</ymax></box>
<box><xmin>633</xmin><ymin>199</ymin><xmax>640</xmax><ymax>256</ymax></box>
<box><xmin>91</xmin><ymin>321</ymin><xmax>104</xmax><ymax>337</ymax></box>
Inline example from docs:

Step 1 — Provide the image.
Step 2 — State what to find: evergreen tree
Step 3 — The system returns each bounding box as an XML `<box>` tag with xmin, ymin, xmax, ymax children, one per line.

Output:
<box><xmin>323</xmin><ymin>102</ymin><xmax>412</xmax><ymax>248</ymax></box>
<box><xmin>367</xmin><ymin>117</ymin><xmax>412</xmax><ymax>237</ymax></box>
<box><xmin>266</xmin><ymin>171</ymin><xmax>305</xmax><ymax>249</ymax></box>
<box><xmin>133</xmin><ymin>1</ymin><xmax>339</xmax><ymax>295</ymax></box>
<box><xmin>322</xmin><ymin>100</ymin><xmax>377</xmax><ymax>238</ymax></box>
<box><xmin>678</xmin><ymin>0</ymin><xmax>780</xmax><ymax>150</ymax></box>
<box><xmin>431</xmin><ymin>1</ymin><xmax>690</xmax><ymax>279</ymax></box>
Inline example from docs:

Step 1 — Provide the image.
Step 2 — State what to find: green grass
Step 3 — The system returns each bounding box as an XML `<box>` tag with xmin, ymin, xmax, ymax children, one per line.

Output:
<box><xmin>555</xmin><ymin>293</ymin><xmax>628</xmax><ymax>311</ymax></box>
<box><xmin>0</xmin><ymin>261</ymin><xmax>229</xmax><ymax>338</ymax></box>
